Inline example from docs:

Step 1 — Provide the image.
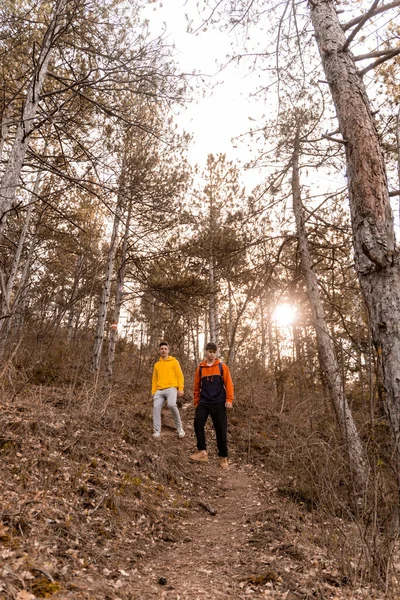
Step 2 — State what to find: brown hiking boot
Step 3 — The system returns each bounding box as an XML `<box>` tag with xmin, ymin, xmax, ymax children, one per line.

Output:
<box><xmin>190</xmin><ymin>450</ymin><xmax>208</xmax><ymax>462</ymax></box>
<box><xmin>219</xmin><ymin>457</ymin><xmax>229</xmax><ymax>470</ymax></box>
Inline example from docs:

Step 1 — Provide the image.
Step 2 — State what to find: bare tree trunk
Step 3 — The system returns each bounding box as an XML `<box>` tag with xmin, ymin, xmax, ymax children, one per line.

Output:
<box><xmin>191</xmin><ymin>315</ymin><xmax>200</xmax><ymax>364</ymax></box>
<box><xmin>309</xmin><ymin>0</ymin><xmax>400</xmax><ymax>487</ymax></box>
<box><xmin>260</xmin><ymin>295</ymin><xmax>266</xmax><ymax>368</ymax></box>
<box><xmin>5</xmin><ymin>176</ymin><xmax>40</xmax><ymax>299</ymax></box>
<box><xmin>148</xmin><ymin>299</ymin><xmax>157</xmax><ymax>351</ymax></box>
<box><xmin>274</xmin><ymin>326</ymin><xmax>285</xmax><ymax>409</ymax></box>
<box><xmin>203</xmin><ymin>311</ymin><xmax>208</xmax><ymax>352</ymax></box>
<box><xmin>105</xmin><ymin>199</ymin><xmax>133</xmax><ymax>379</ymax></box>
<box><xmin>67</xmin><ymin>255</ymin><xmax>84</xmax><ymax>345</ymax></box>
<box><xmin>90</xmin><ymin>195</ymin><xmax>122</xmax><ymax>372</ymax></box>
<box><xmin>397</xmin><ymin>106</ymin><xmax>400</xmax><ymax>225</ymax></box>
<box><xmin>209</xmin><ymin>255</ymin><xmax>219</xmax><ymax>345</ymax></box>
<box><xmin>0</xmin><ymin>109</ymin><xmax>11</xmax><ymax>164</ymax></box>
<box><xmin>227</xmin><ymin>281</ymin><xmax>235</xmax><ymax>364</ymax></box>
<box><xmin>292</xmin><ymin>129</ymin><xmax>369</xmax><ymax>491</ymax></box>
<box><xmin>0</xmin><ymin>203</ymin><xmax>34</xmax><ymax>323</ymax></box>
<box><xmin>0</xmin><ymin>171</ymin><xmax>41</xmax><ymax>341</ymax></box>
<box><xmin>268</xmin><ymin>319</ymin><xmax>277</xmax><ymax>400</ymax></box>
<box><xmin>0</xmin><ymin>0</ymin><xmax>68</xmax><ymax>233</ymax></box>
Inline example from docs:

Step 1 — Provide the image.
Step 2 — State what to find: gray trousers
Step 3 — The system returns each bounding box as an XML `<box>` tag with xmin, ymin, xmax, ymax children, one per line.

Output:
<box><xmin>153</xmin><ymin>387</ymin><xmax>183</xmax><ymax>433</ymax></box>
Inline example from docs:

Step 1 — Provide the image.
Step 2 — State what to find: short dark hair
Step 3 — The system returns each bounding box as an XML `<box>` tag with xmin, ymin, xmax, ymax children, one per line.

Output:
<box><xmin>205</xmin><ymin>342</ymin><xmax>217</xmax><ymax>352</ymax></box>
<box><xmin>159</xmin><ymin>341</ymin><xmax>169</xmax><ymax>348</ymax></box>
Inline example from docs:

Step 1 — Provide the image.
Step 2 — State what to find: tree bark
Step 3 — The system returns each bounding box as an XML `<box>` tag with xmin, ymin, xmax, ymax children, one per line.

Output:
<box><xmin>309</xmin><ymin>0</ymin><xmax>400</xmax><ymax>487</ymax></box>
<box><xmin>260</xmin><ymin>295</ymin><xmax>266</xmax><ymax>368</ymax></box>
<box><xmin>227</xmin><ymin>281</ymin><xmax>235</xmax><ymax>364</ymax></box>
<box><xmin>0</xmin><ymin>170</ymin><xmax>41</xmax><ymax>340</ymax></box>
<box><xmin>105</xmin><ymin>198</ymin><xmax>133</xmax><ymax>379</ymax></box>
<box><xmin>0</xmin><ymin>0</ymin><xmax>68</xmax><ymax>234</ymax></box>
<box><xmin>396</xmin><ymin>106</ymin><xmax>400</xmax><ymax>226</ymax></box>
<box><xmin>90</xmin><ymin>195</ymin><xmax>122</xmax><ymax>372</ymax></box>
<box><xmin>66</xmin><ymin>254</ymin><xmax>84</xmax><ymax>345</ymax></box>
<box><xmin>0</xmin><ymin>109</ymin><xmax>11</xmax><ymax>165</ymax></box>
<box><xmin>209</xmin><ymin>249</ymin><xmax>219</xmax><ymax>344</ymax></box>
<box><xmin>292</xmin><ymin>129</ymin><xmax>369</xmax><ymax>491</ymax></box>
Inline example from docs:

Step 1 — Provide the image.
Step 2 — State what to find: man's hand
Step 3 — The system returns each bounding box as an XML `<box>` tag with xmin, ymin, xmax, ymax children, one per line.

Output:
<box><xmin>177</xmin><ymin>390</ymin><xmax>184</xmax><ymax>398</ymax></box>
<box><xmin>225</xmin><ymin>402</ymin><xmax>233</xmax><ymax>410</ymax></box>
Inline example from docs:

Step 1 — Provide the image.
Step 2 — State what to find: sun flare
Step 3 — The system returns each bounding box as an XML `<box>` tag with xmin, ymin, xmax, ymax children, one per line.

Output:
<box><xmin>273</xmin><ymin>303</ymin><xmax>297</xmax><ymax>327</ymax></box>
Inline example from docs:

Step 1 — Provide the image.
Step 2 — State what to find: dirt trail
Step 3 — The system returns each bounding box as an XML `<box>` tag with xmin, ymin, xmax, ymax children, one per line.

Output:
<box><xmin>1</xmin><ymin>399</ymin><xmax>381</xmax><ymax>600</ymax></box>
<box><xmin>128</xmin><ymin>446</ymin><xmax>273</xmax><ymax>599</ymax></box>
<box><xmin>120</xmin><ymin>410</ymin><xmax>367</xmax><ymax>600</ymax></box>
<box><xmin>121</xmin><ymin>404</ymin><xmax>296</xmax><ymax>600</ymax></box>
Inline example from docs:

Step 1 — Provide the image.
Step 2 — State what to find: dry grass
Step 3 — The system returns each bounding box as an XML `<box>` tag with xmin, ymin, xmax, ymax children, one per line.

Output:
<box><xmin>0</xmin><ymin>340</ymin><xmax>399</xmax><ymax>597</ymax></box>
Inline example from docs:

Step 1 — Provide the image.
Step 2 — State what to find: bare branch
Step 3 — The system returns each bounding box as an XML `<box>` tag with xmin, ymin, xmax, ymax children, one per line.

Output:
<box><xmin>354</xmin><ymin>48</ymin><xmax>399</xmax><ymax>61</ymax></box>
<box><xmin>360</xmin><ymin>46</ymin><xmax>400</xmax><ymax>75</ymax></box>
<box><xmin>322</xmin><ymin>133</ymin><xmax>348</xmax><ymax>145</ymax></box>
<box><xmin>342</xmin><ymin>0</ymin><xmax>380</xmax><ymax>52</ymax></box>
<box><xmin>276</xmin><ymin>0</ymin><xmax>292</xmax><ymax>110</ymax></box>
<box><xmin>343</xmin><ymin>0</ymin><xmax>400</xmax><ymax>31</ymax></box>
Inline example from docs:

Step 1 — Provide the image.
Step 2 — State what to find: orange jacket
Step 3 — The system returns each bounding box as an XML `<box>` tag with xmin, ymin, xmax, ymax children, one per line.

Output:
<box><xmin>193</xmin><ymin>359</ymin><xmax>234</xmax><ymax>407</ymax></box>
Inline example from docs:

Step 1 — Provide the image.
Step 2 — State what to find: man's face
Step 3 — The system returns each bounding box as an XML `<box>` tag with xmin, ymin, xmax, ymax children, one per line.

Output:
<box><xmin>159</xmin><ymin>344</ymin><xmax>169</xmax><ymax>358</ymax></box>
<box><xmin>205</xmin><ymin>348</ymin><xmax>216</xmax><ymax>361</ymax></box>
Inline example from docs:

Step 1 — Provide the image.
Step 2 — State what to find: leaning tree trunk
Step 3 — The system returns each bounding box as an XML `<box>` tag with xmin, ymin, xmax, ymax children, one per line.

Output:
<box><xmin>0</xmin><ymin>203</ymin><xmax>34</xmax><ymax>334</ymax></box>
<box><xmin>309</xmin><ymin>0</ymin><xmax>400</xmax><ymax>487</ymax></box>
<box><xmin>292</xmin><ymin>130</ymin><xmax>369</xmax><ymax>492</ymax></box>
<box><xmin>3</xmin><ymin>171</ymin><xmax>40</xmax><ymax>303</ymax></box>
<box><xmin>0</xmin><ymin>170</ymin><xmax>41</xmax><ymax>342</ymax></box>
<box><xmin>0</xmin><ymin>0</ymin><xmax>68</xmax><ymax>234</ymax></box>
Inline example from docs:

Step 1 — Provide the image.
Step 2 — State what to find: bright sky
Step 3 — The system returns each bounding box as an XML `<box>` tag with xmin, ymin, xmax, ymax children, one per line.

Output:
<box><xmin>142</xmin><ymin>0</ymin><xmax>263</xmax><ymax>189</ymax></box>
<box><xmin>142</xmin><ymin>1</ymin><xmax>400</xmax><ymax>230</ymax></box>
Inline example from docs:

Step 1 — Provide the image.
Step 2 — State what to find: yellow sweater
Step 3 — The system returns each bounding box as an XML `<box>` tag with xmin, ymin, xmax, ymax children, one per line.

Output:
<box><xmin>152</xmin><ymin>356</ymin><xmax>184</xmax><ymax>394</ymax></box>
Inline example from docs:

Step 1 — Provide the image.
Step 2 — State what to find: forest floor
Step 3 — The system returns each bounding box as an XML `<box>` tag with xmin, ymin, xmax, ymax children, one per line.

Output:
<box><xmin>0</xmin><ymin>385</ymin><xmax>397</xmax><ymax>599</ymax></box>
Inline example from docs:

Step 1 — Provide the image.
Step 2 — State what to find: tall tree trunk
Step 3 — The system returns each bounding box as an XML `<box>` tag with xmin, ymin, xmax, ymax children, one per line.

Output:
<box><xmin>268</xmin><ymin>319</ymin><xmax>277</xmax><ymax>400</ymax></box>
<box><xmin>0</xmin><ymin>171</ymin><xmax>42</xmax><ymax>342</ymax></box>
<box><xmin>209</xmin><ymin>254</ymin><xmax>219</xmax><ymax>345</ymax></box>
<box><xmin>0</xmin><ymin>0</ymin><xmax>68</xmax><ymax>233</ymax></box>
<box><xmin>397</xmin><ymin>106</ymin><xmax>400</xmax><ymax>224</ymax></box>
<box><xmin>260</xmin><ymin>295</ymin><xmax>266</xmax><ymax>368</ymax></box>
<box><xmin>227</xmin><ymin>281</ymin><xmax>235</xmax><ymax>365</ymax></box>
<box><xmin>292</xmin><ymin>129</ymin><xmax>369</xmax><ymax>491</ymax></box>
<box><xmin>90</xmin><ymin>195</ymin><xmax>122</xmax><ymax>372</ymax></box>
<box><xmin>0</xmin><ymin>203</ymin><xmax>34</xmax><ymax>325</ymax></box>
<box><xmin>309</xmin><ymin>0</ymin><xmax>400</xmax><ymax>487</ymax></box>
<box><xmin>67</xmin><ymin>255</ymin><xmax>84</xmax><ymax>345</ymax></box>
<box><xmin>106</xmin><ymin>199</ymin><xmax>133</xmax><ymax>379</ymax></box>
<box><xmin>191</xmin><ymin>315</ymin><xmax>200</xmax><ymax>364</ymax></box>
<box><xmin>0</xmin><ymin>109</ymin><xmax>11</xmax><ymax>165</ymax></box>
<box><xmin>208</xmin><ymin>175</ymin><xmax>219</xmax><ymax>346</ymax></box>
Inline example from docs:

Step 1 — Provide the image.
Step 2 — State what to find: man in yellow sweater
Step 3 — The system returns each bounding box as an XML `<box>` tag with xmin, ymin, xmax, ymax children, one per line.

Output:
<box><xmin>151</xmin><ymin>341</ymin><xmax>185</xmax><ymax>439</ymax></box>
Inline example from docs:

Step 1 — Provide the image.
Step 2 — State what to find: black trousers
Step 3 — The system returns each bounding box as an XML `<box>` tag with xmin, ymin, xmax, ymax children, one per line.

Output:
<box><xmin>194</xmin><ymin>401</ymin><xmax>228</xmax><ymax>458</ymax></box>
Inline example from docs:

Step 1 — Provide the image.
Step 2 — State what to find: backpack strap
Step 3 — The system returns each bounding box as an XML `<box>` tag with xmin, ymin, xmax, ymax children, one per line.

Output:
<box><xmin>199</xmin><ymin>362</ymin><xmax>223</xmax><ymax>378</ymax></box>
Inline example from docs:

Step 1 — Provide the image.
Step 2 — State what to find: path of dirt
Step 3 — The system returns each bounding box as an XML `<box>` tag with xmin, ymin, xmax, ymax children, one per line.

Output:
<box><xmin>128</xmin><ymin>455</ymin><xmax>272</xmax><ymax>599</ymax></box>
<box><xmin>117</xmin><ymin>408</ymin><xmax>385</xmax><ymax>600</ymax></box>
<box><xmin>118</xmin><ymin>412</ymin><xmax>339</xmax><ymax>600</ymax></box>
<box><xmin>1</xmin><ymin>398</ymin><xmax>385</xmax><ymax>600</ymax></box>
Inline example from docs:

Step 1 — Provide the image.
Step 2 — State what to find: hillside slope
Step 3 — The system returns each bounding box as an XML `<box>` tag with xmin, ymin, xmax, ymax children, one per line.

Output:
<box><xmin>0</xmin><ymin>385</ymin><xmax>393</xmax><ymax>599</ymax></box>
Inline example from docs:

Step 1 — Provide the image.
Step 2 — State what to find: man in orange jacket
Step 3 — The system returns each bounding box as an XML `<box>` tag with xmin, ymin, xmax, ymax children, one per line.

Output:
<box><xmin>190</xmin><ymin>342</ymin><xmax>234</xmax><ymax>469</ymax></box>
